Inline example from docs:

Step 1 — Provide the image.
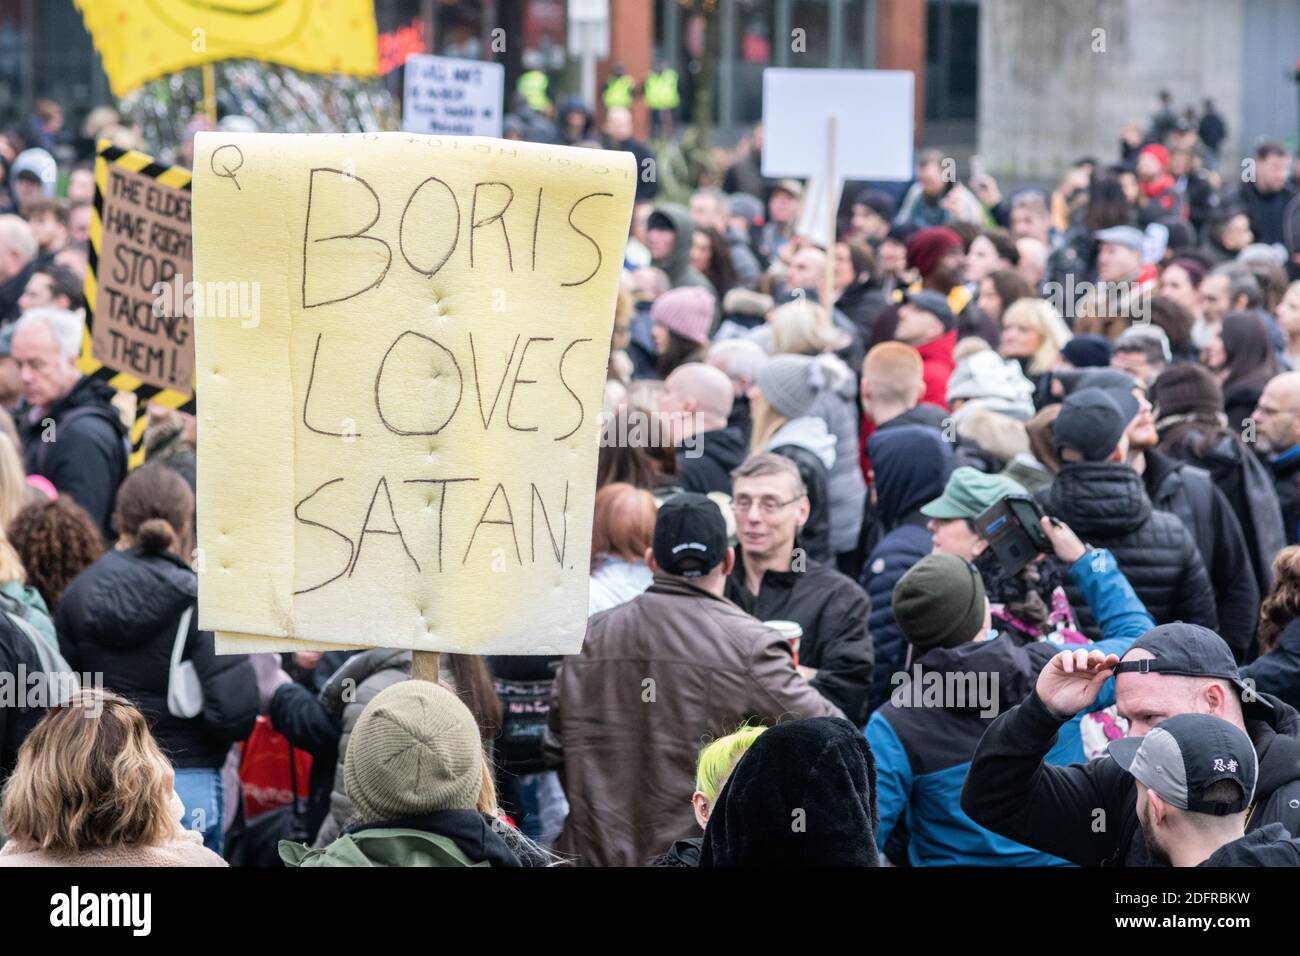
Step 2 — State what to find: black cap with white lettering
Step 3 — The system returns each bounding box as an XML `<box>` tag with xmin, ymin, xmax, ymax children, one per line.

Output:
<box><xmin>652</xmin><ymin>493</ymin><xmax>728</xmax><ymax>578</ymax></box>
<box><xmin>1107</xmin><ymin>713</ymin><xmax>1257</xmax><ymax>815</ymax></box>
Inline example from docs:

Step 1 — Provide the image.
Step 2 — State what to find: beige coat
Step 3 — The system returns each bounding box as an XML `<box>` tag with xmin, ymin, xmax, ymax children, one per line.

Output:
<box><xmin>0</xmin><ymin>827</ymin><xmax>226</xmax><ymax>867</ymax></box>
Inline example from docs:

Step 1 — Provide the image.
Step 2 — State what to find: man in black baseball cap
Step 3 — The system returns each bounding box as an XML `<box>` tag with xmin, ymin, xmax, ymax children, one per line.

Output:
<box><xmin>1106</xmin><ymin>713</ymin><xmax>1269</xmax><ymax>866</ymax></box>
<box><xmin>1052</xmin><ymin>386</ymin><xmax>1139</xmax><ymax>463</ymax></box>
<box><xmin>1108</xmin><ymin>712</ymin><xmax>1300</xmax><ymax>865</ymax></box>
<box><xmin>547</xmin><ymin>491</ymin><xmax>841</xmax><ymax>866</ymax></box>
<box><xmin>961</xmin><ymin>623</ymin><xmax>1300</xmax><ymax>866</ymax></box>
<box><xmin>652</xmin><ymin>491</ymin><xmax>729</xmax><ymax>578</ymax></box>
<box><xmin>1042</xmin><ymin>389</ymin><xmax>1218</xmax><ymax>644</ymax></box>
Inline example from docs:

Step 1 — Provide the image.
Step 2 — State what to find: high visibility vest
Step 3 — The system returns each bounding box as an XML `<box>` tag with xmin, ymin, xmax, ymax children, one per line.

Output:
<box><xmin>517</xmin><ymin>70</ymin><xmax>551</xmax><ymax>111</ymax></box>
<box><xmin>603</xmin><ymin>74</ymin><xmax>635</xmax><ymax>109</ymax></box>
<box><xmin>644</xmin><ymin>69</ymin><xmax>680</xmax><ymax>110</ymax></box>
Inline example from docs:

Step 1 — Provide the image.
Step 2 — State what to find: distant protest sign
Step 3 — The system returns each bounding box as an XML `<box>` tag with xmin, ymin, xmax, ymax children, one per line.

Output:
<box><xmin>191</xmin><ymin>132</ymin><xmax>635</xmax><ymax>656</ymax></box>
<box><xmin>401</xmin><ymin>55</ymin><xmax>504</xmax><ymax>138</ymax></box>
<box><xmin>91</xmin><ymin>152</ymin><xmax>194</xmax><ymax>396</ymax></box>
<box><xmin>79</xmin><ymin>143</ymin><xmax>195</xmax><ymax>467</ymax></box>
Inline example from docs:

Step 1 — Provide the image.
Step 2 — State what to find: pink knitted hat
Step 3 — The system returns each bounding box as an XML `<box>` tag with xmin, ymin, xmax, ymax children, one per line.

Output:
<box><xmin>650</xmin><ymin>286</ymin><xmax>715</xmax><ymax>346</ymax></box>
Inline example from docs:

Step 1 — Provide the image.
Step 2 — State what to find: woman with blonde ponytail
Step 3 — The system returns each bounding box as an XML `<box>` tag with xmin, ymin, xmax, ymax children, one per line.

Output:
<box><xmin>53</xmin><ymin>465</ymin><xmax>259</xmax><ymax>856</ymax></box>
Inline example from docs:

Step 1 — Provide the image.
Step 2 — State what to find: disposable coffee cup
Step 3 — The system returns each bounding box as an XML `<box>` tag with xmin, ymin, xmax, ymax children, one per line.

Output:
<box><xmin>764</xmin><ymin>620</ymin><xmax>803</xmax><ymax>667</ymax></box>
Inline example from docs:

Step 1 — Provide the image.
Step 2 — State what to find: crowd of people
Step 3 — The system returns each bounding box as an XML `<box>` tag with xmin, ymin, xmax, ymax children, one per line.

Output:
<box><xmin>2</xmin><ymin>87</ymin><xmax>1300</xmax><ymax>869</ymax></box>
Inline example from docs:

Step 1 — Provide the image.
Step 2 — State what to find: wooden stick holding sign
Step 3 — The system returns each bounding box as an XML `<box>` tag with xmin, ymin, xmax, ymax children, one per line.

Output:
<box><xmin>411</xmin><ymin>651</ymin><xmax>441</xmax><ymax>683</ymax></box>
<box><xmin>822</xmin><ymin>113</ymin><xmax>838</xmax><ymax>319</ymax></box>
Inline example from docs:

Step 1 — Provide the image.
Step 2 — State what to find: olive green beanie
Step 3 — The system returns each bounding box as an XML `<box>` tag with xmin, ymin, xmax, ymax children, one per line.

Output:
<box><xmin>892</xmin><ymin>553</ymin><xmax>988</xmax><ymax>653</ymax></box>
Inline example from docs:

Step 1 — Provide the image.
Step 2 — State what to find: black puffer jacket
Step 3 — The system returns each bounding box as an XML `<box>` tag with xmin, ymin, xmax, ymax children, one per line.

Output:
<box><xmin>1041</xmin><ymin>463</ymin><xmax>1217</xmax><ymax>639</ymax></box>
<box><xmin>56</xmin><ymin>547</ymin><xmax>258</xmax><ymax>768</ymax></box>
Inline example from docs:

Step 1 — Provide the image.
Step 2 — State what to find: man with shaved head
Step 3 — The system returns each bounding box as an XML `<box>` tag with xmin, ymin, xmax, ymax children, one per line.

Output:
<box><xmin>1253</xmin><ymin>371</ymin><xmax>1300</xmax><ymax>544</ymax></box>
<box><xmin>962</xmin><ymin>623</ymin><xmax>1300</xmax><ymax>866</ymax></box>
<box><xmin>656</xmin><ymin>362</ymin><xmax>745</xmax><ymax>494</ymax></box>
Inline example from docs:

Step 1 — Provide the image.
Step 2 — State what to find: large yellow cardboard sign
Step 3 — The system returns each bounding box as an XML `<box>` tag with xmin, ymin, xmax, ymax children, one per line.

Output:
<box><xmin>75</xmin><ymin>0</ymin><xmax>379</xmax><ymax>97</ymax></box>
<box><xmin>191</xmin><ymin>132</ymin><xmax>635</xmax><ymax>655</ymax></box>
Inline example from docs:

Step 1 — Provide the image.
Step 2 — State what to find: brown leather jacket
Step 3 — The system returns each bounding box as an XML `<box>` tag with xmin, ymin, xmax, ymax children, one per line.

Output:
<box><xmin>544</xmin><ymin>573</ymin><xmax>844</xmax><ymax>867</ymax></box>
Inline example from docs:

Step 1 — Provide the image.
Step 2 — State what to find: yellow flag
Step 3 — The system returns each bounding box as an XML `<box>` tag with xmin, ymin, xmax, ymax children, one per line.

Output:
<box><xmin>75</xmin><ymin>0</ymin><xmax>379</xmax><ymax>97</ymax></box>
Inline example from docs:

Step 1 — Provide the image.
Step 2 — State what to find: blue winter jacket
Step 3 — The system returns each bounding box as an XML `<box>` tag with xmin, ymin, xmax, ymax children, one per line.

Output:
<box><xmin>866</xmin><ymin>548</ymin><xmax>1154</xmax><ymax>867</ymax></box>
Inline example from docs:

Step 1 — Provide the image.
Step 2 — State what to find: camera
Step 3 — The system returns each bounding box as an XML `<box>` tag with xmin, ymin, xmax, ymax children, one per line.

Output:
<box><xmin>972</xmin><ymin>495</ymin><xmax>1052</xmax><ymax>576</ymax></box>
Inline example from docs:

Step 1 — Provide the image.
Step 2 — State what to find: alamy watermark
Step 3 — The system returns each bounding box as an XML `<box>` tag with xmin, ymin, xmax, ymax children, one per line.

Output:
<box><xmin>599</xmin><ymin>408</ymin><xmax>707</xmax><ymax>458</ymax></box>
<box><xmin>890</xmin><ymin>666</ymin><xmax>1000</xmax><ymax>719</ymax></box>
<box><xmin>1043</xmin><ymin>276</ymin><xmax>1151</xmax><ymax>323</ymax></box>
<box><xmin>0</xmin><ymin>666</ymin><xmax>102</xmax><ymax>713</ymax></box>
<box><xmin>152</xmin><ymin>273</ymin><xmax>261</xmax><ymax>328</ymax></box>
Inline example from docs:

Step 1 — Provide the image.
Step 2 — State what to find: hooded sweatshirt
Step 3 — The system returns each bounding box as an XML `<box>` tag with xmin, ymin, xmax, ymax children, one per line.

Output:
<box><xmin>675</xmin><ymin>423</ymin><xmax>748</xmax><ymax>495</ymax></box>
<box><xmin>283</xmin><ymin>810</ymin><xmax>522</xmax><ymax>867</ymax></box>
<box><xmin>699</xmin><ymin>717</ymin><xmax>878</xmax><ymax>866</ymax></box>
<box><xmin>809</xmin><ymin>352</ymin><xmax>867</xmax><ymax>555</ymax></box>
<box><xmin>766</xmin><ymin>416</ymin><xmax>836</xmax><ymax>563</ymax></box>
<box><xmin>860</xmin><ymin>426</ymin><xmax>953</xmax><ymax>716</ymax></box>
<box><xmin>649</xmin><ymin>203</ymin><xmax>714</xmax><ymax>292</ymax></box>
<box><xmin>964</xmin><ymin>688</ymin><xmax>1300</xmax><ymax>866</ymax></box>
<box><xmin>1199</xmin><ymin>822</ymin><xmax>1300</xmax><ymax>867</ymax></box>
<box><xmin>867</xmin><ymin>548</ymin><xmax>1152</xmax><ymax>866</ymax></box>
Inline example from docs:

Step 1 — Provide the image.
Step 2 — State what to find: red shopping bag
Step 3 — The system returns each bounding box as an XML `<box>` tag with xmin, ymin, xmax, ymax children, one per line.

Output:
<box><xmin>239</xmin><ymin>715</ymin><xmax>313</xmax><ymax>819</ymax></box>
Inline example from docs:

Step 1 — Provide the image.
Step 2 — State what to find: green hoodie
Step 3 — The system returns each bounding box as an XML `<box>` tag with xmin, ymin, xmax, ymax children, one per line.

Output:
<box><xmin>280</xmin><ymin>828</ymin><xmax>484</xmax><ymax>868</ymax></box>
<box><xmin>649</xmin><ymin>203</ymin><xmax>715</xmax><ymax>293</ymax></box>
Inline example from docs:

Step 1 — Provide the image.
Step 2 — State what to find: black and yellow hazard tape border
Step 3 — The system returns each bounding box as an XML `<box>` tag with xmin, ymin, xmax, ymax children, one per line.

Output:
<box><xmin>79</xmin><ymin>139</ymin><xmax>195</xmax><ymax>469</ymax></box>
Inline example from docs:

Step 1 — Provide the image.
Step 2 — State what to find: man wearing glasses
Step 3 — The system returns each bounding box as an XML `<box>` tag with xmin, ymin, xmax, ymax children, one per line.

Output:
<box><xmin>724</xmin><ymin>453</ymin><xmax>873</xmax><ymax>719</ymax></box>
<box><xmin>1252</xmin><ymin>371</ymin><xmax>1300</xmax><ymax>544</ymax></box>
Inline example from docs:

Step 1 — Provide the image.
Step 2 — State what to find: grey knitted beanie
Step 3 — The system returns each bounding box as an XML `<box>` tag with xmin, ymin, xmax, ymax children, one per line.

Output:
<box><xmin>757</xmin><ymin>353</ymin><xmax>825</xmax><ymax>419</ymax></box>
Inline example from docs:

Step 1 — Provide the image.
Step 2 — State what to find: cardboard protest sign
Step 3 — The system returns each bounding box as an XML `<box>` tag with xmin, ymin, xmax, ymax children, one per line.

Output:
<box><xmin>191</xmin><ymin>132</ymin><xmax>636</xmax><ymax>656</ymax></box>
<box><xmin>761</xmin><ymin>69</ymin><xmax>915</xmax><ymax>180</ymax></box>
<box><xmin>402</xmin><ymin>55</ymin><xmax>505</xmax><ymax>138</ymax></box>
<box><xmin>79</xmin><ymin>141</ymin><xmax>196</xmax><ymax>467</ymax></box>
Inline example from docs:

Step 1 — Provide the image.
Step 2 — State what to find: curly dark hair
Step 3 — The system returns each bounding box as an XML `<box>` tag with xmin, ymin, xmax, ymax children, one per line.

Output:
<box><xmin>975</xmin><ymin>548</ymin><xmax>1068</xmax><ymax>638</ymax></box>
<box><xmin>8</xmin><ymin>497</ymin><xmax>104</xmax><ymax>613</ymax></box>
<box><xmin>1259</xmin><ymin>546</ymin><xmax>1300</xmax><ymax>655</ymax></box>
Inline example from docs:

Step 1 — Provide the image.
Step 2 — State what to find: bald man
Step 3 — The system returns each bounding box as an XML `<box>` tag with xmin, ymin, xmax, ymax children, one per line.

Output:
<box><xmin>656</xmin><ymin>362</ymin><xmax>745</xmax><ymax>494</ymax></box>
<box><xmin>1253</xmin><ymin>371</ymin><xmax>1300</xmax><ymax>544</ymax></box>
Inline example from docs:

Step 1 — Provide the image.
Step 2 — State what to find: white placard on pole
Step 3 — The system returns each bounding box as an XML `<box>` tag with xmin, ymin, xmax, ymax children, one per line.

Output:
<box><xmin>761</xmin><ymin>69</ymin><xmax>914</xmax><ymax>181</ymax></box>
<box><xmin>401</xmin><ymin>54</ymin><xmax>505</xmax><ymax>138</ymax></box>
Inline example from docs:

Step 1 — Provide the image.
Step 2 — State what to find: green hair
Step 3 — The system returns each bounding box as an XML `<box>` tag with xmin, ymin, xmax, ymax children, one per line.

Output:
<box><xmin>694</xmin><ymin>725</ymin><xmax>767</xmax><ymax>801</ymax></box>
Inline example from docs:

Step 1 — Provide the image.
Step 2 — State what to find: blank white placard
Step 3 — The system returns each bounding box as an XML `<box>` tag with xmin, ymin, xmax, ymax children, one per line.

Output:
<box><xmin>761</xmin><ymin>69</ymin><xmax>915</xmax><ymax>181</ymax></box>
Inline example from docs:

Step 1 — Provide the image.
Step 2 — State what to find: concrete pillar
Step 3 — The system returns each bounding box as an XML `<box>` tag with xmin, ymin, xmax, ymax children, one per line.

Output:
<box><xmin>977</xmin><ymin>0</ymin><xmax>1246</xmax><ymax>179</ymax></box>
<box><xmin>876</xmin><ymin>0</ymin><xmax>926</xmax><ymax>143</ymax></box>
<box><xmin>604</xmin><ymin>0</ymin><xmax>654</xmax><ymax>139</ymax></box>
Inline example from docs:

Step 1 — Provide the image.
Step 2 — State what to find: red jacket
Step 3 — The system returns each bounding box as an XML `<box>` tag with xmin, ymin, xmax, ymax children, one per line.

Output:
<box><xmin>917</xmin><ymin>329</ymin><xmax>957</xmax><ymax>411</ymax></box>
